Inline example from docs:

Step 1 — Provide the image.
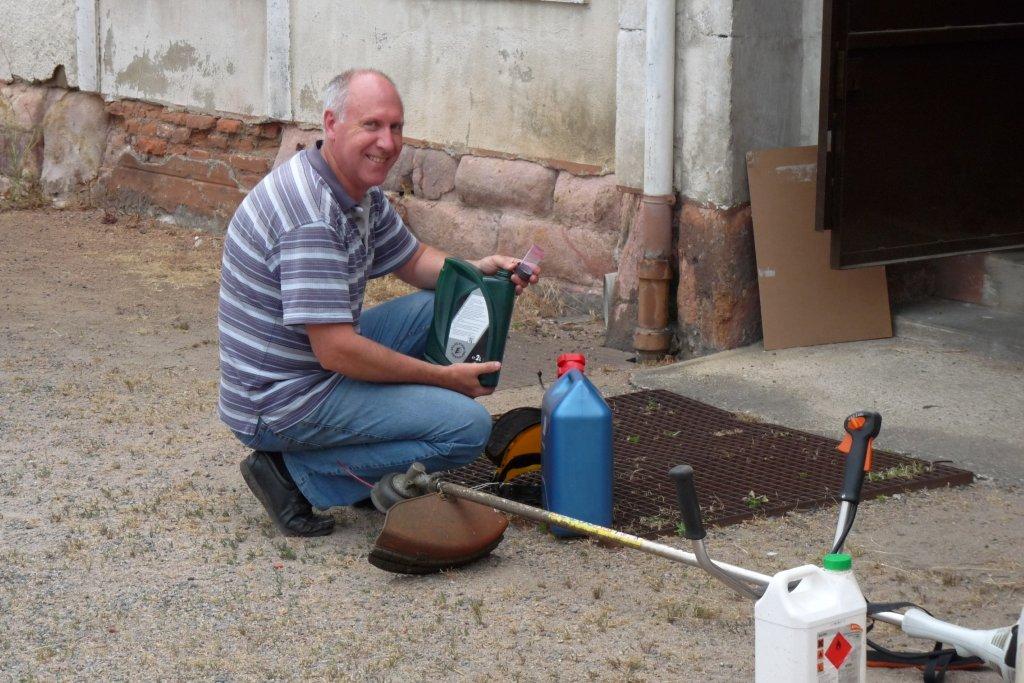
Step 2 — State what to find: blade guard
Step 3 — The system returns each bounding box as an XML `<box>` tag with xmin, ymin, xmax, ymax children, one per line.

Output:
<box><xmin>369</xmin><ymin>492</ymin><xmax>508</xmax><ymax>575</ymax></box>
<box><xmin>835</xmin><ymin>411</ymin><xmax>882</xmax><ymax>503</ymax></box>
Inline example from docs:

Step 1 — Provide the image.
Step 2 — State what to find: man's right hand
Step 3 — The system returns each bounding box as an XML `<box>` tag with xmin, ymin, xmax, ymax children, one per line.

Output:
<box><xmin>441</xmin><ymin>361</ymin><xmax>501</xmax><ymax>398</ymax></box>
<box><xmin>308</xmin><ymin>321</ymin><xmax>501</xmax><ymax>397</ymax></box>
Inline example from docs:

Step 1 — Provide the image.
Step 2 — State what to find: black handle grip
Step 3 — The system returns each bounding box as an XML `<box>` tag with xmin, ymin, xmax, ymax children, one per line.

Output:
<box><xmin>840</xmin><ymin>411</ymin><xmax>882</xmax><ymax>503</ymax></box>
<box><xmin>669</xmin><ymin>464</ymin><xmax>706</xmax><ymax>540</ymax></box>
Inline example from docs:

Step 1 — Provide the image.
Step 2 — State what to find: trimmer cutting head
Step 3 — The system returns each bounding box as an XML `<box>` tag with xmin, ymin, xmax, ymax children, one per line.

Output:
<box><xmin>369</xmin><ymin>492</ymin><xmax>509</xmax><ymax>574</ymax></box>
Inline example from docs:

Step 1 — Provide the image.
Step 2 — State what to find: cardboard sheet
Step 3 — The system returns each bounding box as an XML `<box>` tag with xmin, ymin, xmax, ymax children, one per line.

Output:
<box><xmin>746</xmin><ymin>146</ymin><xmax>892</xmax><ymax>350</ymax></box>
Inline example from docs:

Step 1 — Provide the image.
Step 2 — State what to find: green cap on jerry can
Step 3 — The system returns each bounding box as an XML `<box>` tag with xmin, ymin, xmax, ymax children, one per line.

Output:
<box><xmin>823</xmin><ymin>553</ymin><xmax>852</xmax><ymax>571</ymax></box>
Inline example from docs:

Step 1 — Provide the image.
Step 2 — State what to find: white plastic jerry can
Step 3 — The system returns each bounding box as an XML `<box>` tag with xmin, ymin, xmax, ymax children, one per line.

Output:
<box><xmin>754</xmin><ymin>554</ymin><xmax>867</xmax><ymax>683</ymax></box>
<box><xmin>1014</xmin><ymin>604</ymin><xmax>1023</xmax><ymax>683</ymax></box>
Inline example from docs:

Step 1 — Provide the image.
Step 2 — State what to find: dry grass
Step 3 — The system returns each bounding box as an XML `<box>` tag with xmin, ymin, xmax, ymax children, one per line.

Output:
<box><xmin>363</xmin><ymin>273</ymin><xmax>418</xmax><ymax>307</ymax></box>
<box><xmin>105</xmin><ymin>223</ymin><xmax>222</xmax><ymax>290</ymax></box>
<box><xmin>0</xmin><ymin>179</ymin><xmax>48</xmax><ymax>212</ymax></box>
<box><xmin>0</xmin><ymin>125</ymin><xmax>48</xmax><ymax>212</ymax></box>
<box><xmin>512</xmin><ymin>280</ymin><xmax>568</xmax><ymax>325</ymax></box>
<box><xmin>8</xmin><ymin>208</ymin><xmax>1024</xmax><ymax>682</ymax></box>
<box><xmin>78</xmin><ymin>213</ymin><xmax>580</xmax><ymax>333</ymax></box>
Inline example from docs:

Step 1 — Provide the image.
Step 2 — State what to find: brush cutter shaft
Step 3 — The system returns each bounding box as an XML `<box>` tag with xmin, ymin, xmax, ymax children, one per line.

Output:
<box><xmin>421</xmin><ymin>477</ymin><xmax>908</xmax><ymax>627</ymax></box>
<box><xmin>418</xmin><ymin>479</ymin><xmax>906</xmax><ymax>627</ymax></box>
<box><xmin>832</xmin><ymin>501</ymin><xmax>855</xmax><ymax>553</ymax></box>
<box><xmin>694</xmin><ymin>539</ymin><xmax>762</xmax><ymax>600</ymax></box>
<box><xmin>434</xmin><ymin>480</ymin><xmax>770</xmax><ymax>591</ymax></box>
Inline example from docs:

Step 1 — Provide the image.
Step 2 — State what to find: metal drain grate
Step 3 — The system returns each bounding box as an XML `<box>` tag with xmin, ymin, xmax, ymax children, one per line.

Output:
<box><xmin>452</xmin><ymin>390</ymin><xmax>974</xmax><ymax>538</ymax></box>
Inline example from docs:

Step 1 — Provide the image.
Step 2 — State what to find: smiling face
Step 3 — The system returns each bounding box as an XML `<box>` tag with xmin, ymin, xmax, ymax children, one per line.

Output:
<box><xmin>321</xmin><ymin>72</ymin><xmax>404</xmax><ymax>201</ymax></box>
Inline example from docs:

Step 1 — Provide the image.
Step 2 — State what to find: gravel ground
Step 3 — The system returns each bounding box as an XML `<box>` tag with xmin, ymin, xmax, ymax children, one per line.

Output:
<box><xmin>1</xmin><ymin>208</ymin><xmax>1021</xmax><ymax>681</ymax></box>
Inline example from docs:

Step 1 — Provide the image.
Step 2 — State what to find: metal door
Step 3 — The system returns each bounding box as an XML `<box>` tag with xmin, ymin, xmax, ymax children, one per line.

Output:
<box><xmin>817</xmin><ymin>1</ymin><xmax>1024</xmax><ymax>268</ymax></box>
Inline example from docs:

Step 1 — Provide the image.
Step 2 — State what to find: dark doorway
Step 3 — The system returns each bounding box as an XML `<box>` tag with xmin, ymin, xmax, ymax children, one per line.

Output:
<box><xmin>817</xmin><ymin>2</ymin><xmax>1024</xmax><ymax>268</ymax></box>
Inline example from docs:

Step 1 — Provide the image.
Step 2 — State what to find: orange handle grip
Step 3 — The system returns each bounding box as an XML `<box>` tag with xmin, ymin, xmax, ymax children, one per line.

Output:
<box><xmin>835</xmin><ymin>411</ymin><xmax>882</xmax><ymax>503</ymax></box>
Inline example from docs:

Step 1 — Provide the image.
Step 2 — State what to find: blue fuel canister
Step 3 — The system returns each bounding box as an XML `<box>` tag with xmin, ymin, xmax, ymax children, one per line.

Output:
<box><xmin>541</xmin><ymin>353</ymin><xmax>613</xmax><ymax>537</ymax></box>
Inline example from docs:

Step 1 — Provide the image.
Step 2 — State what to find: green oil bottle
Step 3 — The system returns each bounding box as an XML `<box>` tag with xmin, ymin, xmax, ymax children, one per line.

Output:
<box><xmin>425</xmin><ymin>258</ymin><xmax>517</xmax><ymax>388</ymax></box>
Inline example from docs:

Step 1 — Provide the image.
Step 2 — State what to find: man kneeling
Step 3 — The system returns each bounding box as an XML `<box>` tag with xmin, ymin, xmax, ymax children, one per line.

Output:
<box><xmin>217</xmin><ymin>69</ymin><xmax>538</xmax><ymax>535</ymax></box>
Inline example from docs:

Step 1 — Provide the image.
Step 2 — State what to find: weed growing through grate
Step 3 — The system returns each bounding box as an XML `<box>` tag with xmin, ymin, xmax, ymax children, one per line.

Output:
<box><xmin>637</xmin><ymin>513</ymin><xmax>674</xmax><ymax>530</ymax></box>
<box><xmin>744</xmin><ymin>491</ymin><xmax>769</xmax><ymax>509</ymax></box>
<box><xmin>867</xmin><ymin>462</ymin><xmax>928</xmax><ymax>482</ymax></box>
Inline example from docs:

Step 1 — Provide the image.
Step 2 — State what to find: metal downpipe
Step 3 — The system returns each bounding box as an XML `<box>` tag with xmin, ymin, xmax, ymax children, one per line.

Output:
<box><xmin>634</xmin><ymin>194</ymin><xmax>675</xmax><ymax>360</ymax></box>
<box><xmin>634</xmin><ymin>0</ymin><xmax>676</xmax><ymax>360</ymax></box>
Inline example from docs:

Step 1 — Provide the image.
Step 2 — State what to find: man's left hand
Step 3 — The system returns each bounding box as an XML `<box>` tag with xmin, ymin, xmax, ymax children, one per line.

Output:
<box><xmin>472</xmin><ymin>255</ymin><xmax>541</xmax><ymax>294</ymax></box>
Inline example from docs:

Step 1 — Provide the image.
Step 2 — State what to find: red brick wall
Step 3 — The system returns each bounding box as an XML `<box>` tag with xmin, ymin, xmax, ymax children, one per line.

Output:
<box><xmin>100</xmin><ymin>100</ymin><xmax>282</xmax><ymax>226</ymax></box>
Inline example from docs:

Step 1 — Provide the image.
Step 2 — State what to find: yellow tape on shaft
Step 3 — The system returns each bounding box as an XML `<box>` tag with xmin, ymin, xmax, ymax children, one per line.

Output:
<box><xmin>546</xmin><ymin>512</ymin><xmax>646</xmax><ymax>550</ymax></box>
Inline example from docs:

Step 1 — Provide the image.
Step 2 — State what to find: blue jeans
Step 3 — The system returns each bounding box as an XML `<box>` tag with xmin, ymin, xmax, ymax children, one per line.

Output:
<box><xmin>233</xmin><ymin>291</ymin><xmax>491</xmax><ymax>509</ymax></box>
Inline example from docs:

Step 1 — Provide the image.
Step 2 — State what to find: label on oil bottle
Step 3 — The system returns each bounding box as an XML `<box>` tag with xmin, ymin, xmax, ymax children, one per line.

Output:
<box><xmin>445</xmin><ymin>289</ymin><xmax>490</xmax><ymax>363</ymax></box>
<box><xmin>815</xmin><ymin>623</ymin><xmax>862</xmax><ymax>682</ymax></box>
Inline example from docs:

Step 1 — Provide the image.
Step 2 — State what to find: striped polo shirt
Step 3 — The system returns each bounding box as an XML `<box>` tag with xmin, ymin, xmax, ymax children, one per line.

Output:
<box><xmin>218</xmin><ymin>144</ymin><xmax>420</xmax><ymax>435</ymax></box>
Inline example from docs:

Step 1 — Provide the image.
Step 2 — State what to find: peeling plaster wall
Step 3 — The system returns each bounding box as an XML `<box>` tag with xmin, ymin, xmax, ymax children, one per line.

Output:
<box><xmin>0</xmin><ymin>0</ymin><xmax>77</xmax><ymax>84</ymax></box>
<box><xmin>1</xmin><ymin>0</ymin><xmax>824</xmax><ymax>198</ymax></box>
<box><xmin>97</xmin><ymin>0</ymin><xmax>266</xmax><ymax>115</ymax></box>
<box><xmin>290</xmin><ymin>0</ymin><xmax>618</xmax><ymax>170</ymax></box>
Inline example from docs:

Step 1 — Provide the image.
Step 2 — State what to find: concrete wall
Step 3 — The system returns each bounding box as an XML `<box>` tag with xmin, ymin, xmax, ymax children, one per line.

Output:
<box><xmin>97</xmin><ymin>0</ymin><xmax>267</xmax><ymax>116</ymax></box>
<box><xmin>799</xmin><ymin>0</ymin><xmax>824</xmax><ymax>146</ymax></box>
<box><xmin>1</xmin><ymin>0</ymin><xmax>825</xmax><ymax>195</ymax></box>
<box><xmin>615</xmin><ymin>0</ymin><xmax>646</xmax><ymax>189</ymax></box>
<box><xmin>0</xmin><ymin>0</ymin><xmax>77</xmax><ymax>84</ymax></box>
<box><xmin>291</xmin><ymin>1</ymin><xmax>618</xmax><ymax>169</ymax></box>
<box><xmin>729</xmin><ymin>0</ymin><xmax>806</xmax><ymax>199</ymax></box>
<box><xmin>615</xmin><ymin>0</ymin><xmax>823</xmax><ymax>206</ymax></box>
<box><xmin>3</xmin><ymin>0</ymin><xmax>618</xmax><ymax>171</ymax></box>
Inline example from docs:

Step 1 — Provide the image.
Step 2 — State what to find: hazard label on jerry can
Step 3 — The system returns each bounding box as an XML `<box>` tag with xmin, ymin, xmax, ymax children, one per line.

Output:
<box><xmin>816</xmin><ymin>624</ymin><xmax>862</xmax><ymax>682</ymax></box>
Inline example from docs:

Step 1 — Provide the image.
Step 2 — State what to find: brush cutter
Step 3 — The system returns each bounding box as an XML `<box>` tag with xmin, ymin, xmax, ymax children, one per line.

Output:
<box><xmin>369</xmin><ymin>413</ymin><xmax>1021</xmax><ymax>681</ymax></box>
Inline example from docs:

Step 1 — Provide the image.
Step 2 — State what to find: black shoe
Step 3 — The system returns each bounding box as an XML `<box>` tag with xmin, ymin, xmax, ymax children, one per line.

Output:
<box><xmin>239</xmin><ymin>451</ymin><xmax>335</xmax><ymax>537</ymax></box>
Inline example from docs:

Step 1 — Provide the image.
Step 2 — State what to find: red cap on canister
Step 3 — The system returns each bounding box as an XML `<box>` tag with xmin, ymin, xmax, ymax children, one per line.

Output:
<box><xmin>556</xmin><ymin>353</ymin><xmax>586</xmax><ymax>377</ymax></box>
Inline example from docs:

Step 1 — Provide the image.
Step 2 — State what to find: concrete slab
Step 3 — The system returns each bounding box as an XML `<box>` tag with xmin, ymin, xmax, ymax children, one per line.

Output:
<box><xmin>895</xmin><ymin>299</ymin><xmax>1024</xmax><ymax>363</ymax></box>
<box><xmin>987</xmin><ymin>249</ymin><xmax>1024</xmax><ymax>313</ymax></box>
<box><xmin>630</xmin><ymin>338</ymin><xmax>1024</xmax><ymax>484</ymax></box>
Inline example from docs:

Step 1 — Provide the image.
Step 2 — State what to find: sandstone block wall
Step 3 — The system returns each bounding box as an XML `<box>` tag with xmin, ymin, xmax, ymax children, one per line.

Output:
<box><xmin>1</xmin><ymin>83</ymin><xmax>631</xmax><ymax>300</ymax></box>
<box><xmin>605</xmin><ymin>197</ymin><xmax>762</xmax><ymax>358</ymax></box>
<box><xmin>0</xmin><ymin>83</ymin><xmax>70</xmax><ymax>197</ymax></box>
<box><xmin>389</xmin><ymin>150</ymin><xmax>627</xmax><ymax>290</ymax></box>
<box><xmin>0</xmin><ymin>83</ymin><xmax>778</xmax><ymax>358</ymax></box>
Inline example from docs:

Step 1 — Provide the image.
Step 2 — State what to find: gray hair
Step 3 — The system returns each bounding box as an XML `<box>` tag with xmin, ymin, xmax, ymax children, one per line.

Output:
<box><xmin>322</xmin><ymin>69</ymin><xmax>400</xmax><ymax>121</ymax></box>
